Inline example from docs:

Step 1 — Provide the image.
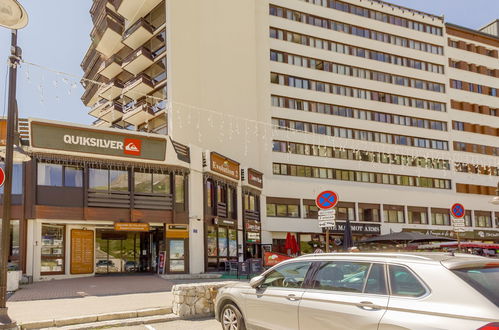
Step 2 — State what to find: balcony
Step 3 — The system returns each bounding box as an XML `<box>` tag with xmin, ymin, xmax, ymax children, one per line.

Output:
<box><xmin>122</xmin><ymin>18</ymin><xmax>154</xmax><ymax>50</ymax></box>
<box><xmin>90</xmin><ymin>0</ymin><xmax>119</xmax><ymax>23</ymax></box>
<box><xmin>81</xmin><ymin>83</ymin><xmax>100</xmax><ymax>107</ymax></box>
<box><xmin>122</xmin><ymin>98</ymin><xmax>154</xmax><ymax>126</ymax></box>
<box><xmin>122</xmin><ymin>47</ymin><xmax>153</xmax><ymax>75</ymax></box>
<box><xmin>122</xmin><ymin>74</ymin><xmax>154</xmax><ymax>99</ymax></box>
<box><xmin>91</xmin><ymin>8</ymin><xmax>125</xmax><ymax>57</ymax></box>
<box><xmin>116</xmin><ymin>0</ymin><xmax>162</xmax><ymax>25</ymax></box>
<box><xmin>88</xmin><ymin>98</ymin><xmax>109</xmax><ymax>117</ymax></box>
<box><xmin>244</xmin><ymin>210</ymin><xmax>260</xmax><ymax>222</ymax></box>
<box><xmin>93</xmin><ymin>119</ymin><xmax>112</xmax><ymax>128</ymax></box>
<box><xmin>98</xmin><ymin>55</ymin><xmax>123</xmax><ymax>79</ymax></box>
<box><xmin>98</xmin><ymin>78</ymin><xmax>124</xmax><ymax>100</ymax></box>
<box><xmin>217</xmin><ymin>203</ymin><xmax>228</xmax><ymax>218</ymax></box>
<box><xmin>100</xmin><ymin>101</ymin><xmax>124</xmax><ymax>123</ymax></box>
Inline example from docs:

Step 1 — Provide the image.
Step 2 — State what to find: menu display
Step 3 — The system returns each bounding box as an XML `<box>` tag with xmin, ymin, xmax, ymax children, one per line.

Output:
<box><xmin>41</xmin><ymin>224</ymin><xmax>65</xmax><ymax>274</ymax></box>
<box><xmin>71</xmin><ymin>229</ymin><xmax>94</xmax><ymax>274</ymax></box>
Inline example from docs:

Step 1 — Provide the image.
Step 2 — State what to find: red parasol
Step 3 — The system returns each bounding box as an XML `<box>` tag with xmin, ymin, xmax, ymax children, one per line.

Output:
<box><xmin>291</xmin><ymin>235</ymin><xmax>300</xmax><ymax>255</ymax></box>
<box><xmin>284</xmin><ymin>232</ymin><xmax>293</xmax><ymax>250</ymax></box>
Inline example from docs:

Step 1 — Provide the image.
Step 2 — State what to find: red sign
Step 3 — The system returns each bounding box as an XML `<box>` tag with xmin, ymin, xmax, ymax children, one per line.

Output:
<box><xmin>0</xmin><ymin>167</ymin><xmax>4</xmax><ymax>188</ymax></box>
<box><xmin>451</xmin><ymin>203</ymin><xmax>465</xmax><ymax>218</ymax></box>
<box><xmin>124</xmin><ymin>138</ymin><xmax>142</xmax><ymax>156</ymax></box>
<box><xmin>316</xmin><ymin>190</ymin><xmax>339</xmax><ymax>210</ymax></box>
<box><xmin>263</xmin><ymin>251</ymin><xmax>292</xmax><ymax>267</ymax></box>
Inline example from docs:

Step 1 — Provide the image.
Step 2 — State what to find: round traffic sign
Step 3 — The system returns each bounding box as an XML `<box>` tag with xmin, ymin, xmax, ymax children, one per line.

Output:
<box><xmin>451</xmin><ymin>203</ymin><xmax>465</xmax><ymax>218</ymax></box>
<box><xmin>316</xmin><ymin>190</ymin><xmax>339</xmax><ymax>210</ymax></box>
<box><xmin>0</xmin><ymin>167</ymin><xmax>4</xmax><ymax>188</ymax></box>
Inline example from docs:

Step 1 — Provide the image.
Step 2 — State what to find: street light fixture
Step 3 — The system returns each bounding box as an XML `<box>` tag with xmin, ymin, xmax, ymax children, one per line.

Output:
<box><xmin>0</xmin><ymin>1</ymin><xmax>28</xmax><ymax>329</ymax></box>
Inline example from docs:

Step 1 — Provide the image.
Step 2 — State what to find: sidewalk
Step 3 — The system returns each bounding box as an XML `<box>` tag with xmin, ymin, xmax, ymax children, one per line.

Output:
<box><xmin>6</xmin><ymin>274</ymin><xmax>230</xmax><ymax>326</ymax></box>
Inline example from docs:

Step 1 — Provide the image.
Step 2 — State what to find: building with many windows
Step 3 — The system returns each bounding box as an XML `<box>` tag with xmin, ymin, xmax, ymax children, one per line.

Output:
<box><xmin>77</xmin><ymin>0</ymin><xmax>499</xmax><ymax>272</ymax></box>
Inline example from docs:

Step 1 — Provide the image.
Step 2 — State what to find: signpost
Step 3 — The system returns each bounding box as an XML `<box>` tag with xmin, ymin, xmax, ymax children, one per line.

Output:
<box><xmin>450</xmin><ymin>203</ymin><xmax>465</xmax><ymax>252</ymax></box>
<box><xmin>0</xmin><ymin>167</ymin><xmax>4</xmax><ymax>188</ymax></box>
<box><xmin>316</xmin><ymin>190</ymin><xmax>339</xmax><ymax>252</ymax></box>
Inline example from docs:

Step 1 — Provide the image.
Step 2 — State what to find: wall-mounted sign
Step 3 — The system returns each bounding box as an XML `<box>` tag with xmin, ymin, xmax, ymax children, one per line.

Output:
<box><xmin>475</xmin><ymin>230</ymin><xmax>499</xmax><ymax>240</ymax></box>
<box><xmin>166</xmin><ymin>224</ymin><xmax>189</xmax><ymax>238</ymax></box>
<box><xmin>114</xmin><ymin>222</ymin><xmax>150</xmax><ymax>232</ymax></box>
<box><xmin>323</xmin><ymin>222</ymin><xmax>380</xmax><ymax>234</ymax></box>
<box><xmin>246</xmin><ymin>232</ymin><xmax>261</xmax><ymax>243</ymax></box>
<box><xmin>70</xmin><ymin>229</ymin><xmax>94</xmax><ymax>275</ymax></box>
<box><xmin>247</xmin><ymin>168</ymin><xmax>263</xmax><ymax>188</ymax></box>
<box><xmin>213</xmin><ymin>218</ymin><xmax>236</xmax><ymax>226</ymax></box>
<box><xmin>30</xmin><ymin>121</ymin><xmax>167</xmax><ymax>161</ymax></box>
<box><xmin>210</xmin><ymin>152</ymin><xmax>240</xmax><ymax>180</ymax></box>
<box><xmin>245</xmin><ymin>221</ymin><xmax>261</xmax><ymax>232</ymax></box>
<box><xmin>403</xmin><ymin>228</ymin><xmax>474</xmax><ymax>240</ymax></box>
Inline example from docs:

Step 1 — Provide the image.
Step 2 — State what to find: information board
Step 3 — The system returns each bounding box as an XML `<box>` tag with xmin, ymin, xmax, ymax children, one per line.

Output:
<box><xmin>70</xmin><ymin>229</ymin><xmax>94</xmax><ymax>274</ymax></box>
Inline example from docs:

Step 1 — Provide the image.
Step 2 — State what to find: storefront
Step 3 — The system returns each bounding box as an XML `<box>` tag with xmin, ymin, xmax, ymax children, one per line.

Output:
<box><xmin>242</xmin><ymin>168</ymin><xmax>263</xmax><ymax>260</ymax></box>
<box><xmin>204</xmin><ymin>152</ymin><xmax>240</xmax><ymax>272</ymax></box>
<box><xmin>24</xmin><ymin>119</ymin><xmax>191</xmax><ymax>280</ymax></box>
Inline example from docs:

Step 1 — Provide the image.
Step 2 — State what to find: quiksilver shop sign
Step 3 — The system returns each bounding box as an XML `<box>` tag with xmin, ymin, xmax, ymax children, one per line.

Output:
<box><xmin>30</xmin><ymin>121</ymin><xmax>166</xmax><ymax>161</ymax></box>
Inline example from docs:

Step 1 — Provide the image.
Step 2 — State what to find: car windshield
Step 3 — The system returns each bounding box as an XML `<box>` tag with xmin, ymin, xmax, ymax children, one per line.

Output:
<box><xmin>451</xmin><ymin>266</ymin><xmax>499</xmax><ymax>307</ymax></box>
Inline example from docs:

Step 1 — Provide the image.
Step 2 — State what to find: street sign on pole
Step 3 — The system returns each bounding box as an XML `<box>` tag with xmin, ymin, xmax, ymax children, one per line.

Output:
<box><xmin>450</xmin><ymin>203</ymin><xmax>465</xmax><ymax>252</ymax></box>
<box><xmin>450</xmin><ymin>203</ymin><xmax>465</xmax><ymax>219</ymax></box>
<box><xmin>0</xmin><ymin>167</ymin><xmax>4</xmax><ymax>188</ymax></box>
<box><xmin>316</xmin><ymin>190</ymin><xmax>339</xmax><ymax>210</ymax></box>
<box><xmin>316</xmin><ymin>190</ymin><xmax>339</xmax><ymax>253</ymax></box>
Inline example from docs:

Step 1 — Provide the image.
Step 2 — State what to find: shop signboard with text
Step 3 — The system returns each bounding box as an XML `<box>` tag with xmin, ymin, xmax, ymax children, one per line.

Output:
<box><xmin>263</xmin><ymin>251</ymin><xmax>292</xmax><ymax>267</ymax></box>
<box><xmin>247</xmin><ymin>168</ymin><xmax>263</xmax><ymax>188</ymax></box>
<box><xmin>210</xmin><ymin>152</ymin><xmax>240</xmax><ymax>180</ymax></box>
<box><xmin>323</xmin><ymin>222</ymin><xmax>381</xmax><ymax>235</ymax></box>
<box><xmin>30</xmin><ymin>120</ymin><xmax>167</xmax><ymax>161</ymax></box>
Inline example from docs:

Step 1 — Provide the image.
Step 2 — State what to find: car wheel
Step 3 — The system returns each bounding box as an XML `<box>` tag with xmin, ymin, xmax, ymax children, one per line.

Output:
<box><xmin>221</xmin><ymin>303</ymin><xmax>246</xmax><ymax>330</ymax></box>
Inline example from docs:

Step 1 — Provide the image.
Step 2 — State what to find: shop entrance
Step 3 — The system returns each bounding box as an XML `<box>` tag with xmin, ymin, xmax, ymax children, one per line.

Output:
<box><xmin>95</xmin><ymin>227</ymin><xmax>164</xmax><ymax>274</ymax></box>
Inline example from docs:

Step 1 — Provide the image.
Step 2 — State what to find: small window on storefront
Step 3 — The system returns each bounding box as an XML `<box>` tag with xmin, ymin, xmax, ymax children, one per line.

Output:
<box><xmin>41</xmin><ymin>224</ymin><xmax>65</xmax><ymax>275</ymax></box>
<box><xmin>89</xmin><ymin>168</ymin><xmax>128</xmax><ymax>191</ymax></box>
<box><xmin>175</xmin><ymin>175</ymin><xmax>185</xmax><ymax>211</ymax></box>
<box><xmin>38</xmin><ymin>163</ymin><xmax>82</xmax><ymax>187</ymax></box>
<box><xmin>207</xmin><ymin>226</ymin><xmax>217</xmax><ymax>257</ymax></box>
<box><xmin>8</xmin><ymin>220</ymin><xmax>20</xmax><ymax>270</ymax></box>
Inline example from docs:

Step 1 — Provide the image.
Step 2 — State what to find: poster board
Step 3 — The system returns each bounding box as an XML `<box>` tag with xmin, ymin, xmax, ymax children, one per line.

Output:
<box><xmin>70</xmin><ymin>229</ymin><xmax>94</xmax><ymax>274</ymax></box>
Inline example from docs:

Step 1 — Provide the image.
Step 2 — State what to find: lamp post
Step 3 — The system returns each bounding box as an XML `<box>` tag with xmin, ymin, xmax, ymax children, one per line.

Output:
<box><xmin>0</xmin><ymin>1</ymin><xmax>28</xmax><ymax>329</ymax></box>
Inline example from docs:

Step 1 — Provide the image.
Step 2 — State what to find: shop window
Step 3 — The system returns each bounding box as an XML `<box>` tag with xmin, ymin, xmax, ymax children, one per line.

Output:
<box><xmin>227</xmin><ymin>187</ymin><xmax>237</xmax><ymax>219</ymax></box>
<box><xmin>206</xmin><ymin>226</ymin><xmax>217</xmax><ymax>257</ymax></box>
<box><xmin>0</xmin><ymin>163</ymin><xmax>23</xmax><ymax>194</ymax></box>
<box><xmin>41</xmin><ymin>224</ymin><xmax>65</xmax><ymax>275</ymax></box>
<box><xmin>89</xmin><ymin>168</ymin><xmax>128</xmax><ymax>191</ymax></box>
<box><xmin>8</xmin><ymin>220</ymin><xmax>19</xmax><ymax>270</ymax></box>
<box><xmin>38</xmin><ymin>163</ymin><xmax>83</xmax><ymax>188</ymax></box>
<box><xmin>175</xmin><ymin>175</ymin><xmax>186</xmax><ymax>211</ymax></box>
<box><xmin>134</xmin><ymin>171</ymin><xmax>171</xmax><ymax>194</ymax></box>
<box><xmin>464</xmin><ymin>211</ymin><xmax>472</xmax><ymax>227</ymax></box>
<box><xmin>206</xmin><ymin>179</ymin><xmax>215</xmax><ymax>211</ymax></box>
<box><xmin>408</xmin><ymin>208</ymin><xmax>428</xmax><ymax>224</ymax></box>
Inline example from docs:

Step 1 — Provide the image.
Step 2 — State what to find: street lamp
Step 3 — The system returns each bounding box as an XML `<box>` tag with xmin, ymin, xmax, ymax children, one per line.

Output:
<box><xmin>490</xmin><ymin>182</ymin><xmax>499</xmax><ymax>206</ymax></box>
<box><xmin>0</xmin><ymin>1</ymin><xmax>28</xmax><ymax>329</ymax></box>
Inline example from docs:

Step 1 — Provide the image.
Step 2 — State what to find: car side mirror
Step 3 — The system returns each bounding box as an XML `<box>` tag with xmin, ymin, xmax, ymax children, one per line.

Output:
<box><xmin>249</xmin><ymin>275</ymin><xmax>265</xmax><ymax>288</ymax></box>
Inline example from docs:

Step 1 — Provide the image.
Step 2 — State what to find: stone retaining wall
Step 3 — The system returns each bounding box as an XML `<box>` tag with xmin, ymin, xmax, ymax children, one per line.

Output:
<box><xmin>171</xmin><ymin>281</ymin><xmax>238</xmax><ymax>318</ymax></box>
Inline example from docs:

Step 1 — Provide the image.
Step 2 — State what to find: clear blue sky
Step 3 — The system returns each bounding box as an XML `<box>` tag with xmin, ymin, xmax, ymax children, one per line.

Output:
<box><xmin>0</xmin><ymin>0</ymin><xmax>497</xmax><ymax>125</ymax></box>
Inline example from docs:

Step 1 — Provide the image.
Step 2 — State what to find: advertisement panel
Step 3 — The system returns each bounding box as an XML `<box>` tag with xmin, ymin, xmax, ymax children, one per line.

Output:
<box><xmin>263</xmin><ymin>251</ymin><xmax>293</xmax><ymax>267</ymax></box>
<box><xmin>30</xmin><ymin>121</ymin><xmax>167</xmax><ymax>161</ymax></box>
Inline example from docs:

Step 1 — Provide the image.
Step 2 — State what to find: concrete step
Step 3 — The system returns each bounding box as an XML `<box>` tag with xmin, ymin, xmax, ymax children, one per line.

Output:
<box><xmin>19</xmin><ymin>307</ymin><xmax>172</xmax><ymax>330</ymax></box>
<box><xmin>42</xmin><ymin>313</ymin><xmax>181</xmax><ymax>330</ymax></box>
<box><xmin>160</xmin><ymin>273</ymin><xmax>222</xmax><ymax>280</ymax></box>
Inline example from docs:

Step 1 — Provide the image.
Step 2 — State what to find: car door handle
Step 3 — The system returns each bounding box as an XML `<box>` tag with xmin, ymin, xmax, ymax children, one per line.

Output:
<box><xmin>357</xmin><ymin>301</ymin><xmax>381</xmax><ymax>311</ymax></box>
<box><xmin>286</xmin><ymin>294</ymin><xmax>301</xmax><ymax>301</ymax></box>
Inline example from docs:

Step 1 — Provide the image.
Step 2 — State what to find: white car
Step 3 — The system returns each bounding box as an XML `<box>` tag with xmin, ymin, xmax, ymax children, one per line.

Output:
<box><xmin>214</xmin><ymin>252</ymin><xmax>499</xmax><ymax>330</ymax></box>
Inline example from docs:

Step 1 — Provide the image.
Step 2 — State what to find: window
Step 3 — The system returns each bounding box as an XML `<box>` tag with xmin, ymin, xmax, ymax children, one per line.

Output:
<box><xmin>38</xmin><ymin>163</ymin><xmax>83</xmax><ymax>187</ymax></box>
<box><xmin>431</xmin><ymin>209</ymin><xmax>450</xmax><ymax>225</ymax></box>
<box><xmin>8</xmin><ymin>220</ymin><xmax>19</xmax><ymax>269</ymax></box>
<box><xmin>40</xmin><ymin>224</ymin><xmax>65</xmax><ymax>275</ymax></box>
<box><xmin>175</xmin><ymin>175</ymin><xmax>185</xmax><ymax>210</ymax></box>
<box><xmin>262</xmin><ymin>261</ymin><xmax>311</xmax><ymax>288</ymax></box>
<box><xmin>304</xmin><ymin>204</ymin><xmax>319</xmax><ymax>219</ymax></box>
<box><xmin>475</xmin><ymin>212</ymin><xmax>492</xmax><ymax>228</ymax></box>
<box><xmin>311</xmin><ymin>261</ymin><xmax>370</xmax><ymax>293</ymax></box>
<box><xmin>134</xmin><ymin>171</ymin><xmax>171</xmax><ymax>194</ymax></box>
<box><xmin>389</xmin><ymin>265</ymin><xmax>427</xmax><ymax>297</ymax></box>
<box><xmin>267</xmin><ymin>200</ymin><xmax>300</xmax><ymax>218</ymax></box>
<box><xmin>384</xmin><ymin>205</ymin><xmax>404</xmax><ymax>223</ymax></box>
<box><xmin>0</xmin><ymin>163</ymin><xmax>23</xmax><ymax>194</ymax></box>
<box><xmin>358</xmin><ymin>205</ymin><xmax>380</xmax><ymax>222</ymax></box>
<box><xmin>408</xmin><ymin>208</ymin><xmax>428</xmax><ymax>224</ymax></box>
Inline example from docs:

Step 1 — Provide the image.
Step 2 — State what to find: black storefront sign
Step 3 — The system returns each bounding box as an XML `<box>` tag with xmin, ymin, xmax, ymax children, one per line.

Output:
<box><xmin>322</xmin><ymin>222</ymin><xmax>381</xmax><ymax>235</ymax></box>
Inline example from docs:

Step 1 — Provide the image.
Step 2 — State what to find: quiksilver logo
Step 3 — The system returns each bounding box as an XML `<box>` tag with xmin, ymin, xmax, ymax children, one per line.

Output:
<box><xmin>123</xmin><ymin>138</ymin><xmax>142</xmax><ymax>155</ymax></box>
<box><xmin>125</xmin><ymin>142</ymin><xmax>139</xmax><ymax>152</ymax></box>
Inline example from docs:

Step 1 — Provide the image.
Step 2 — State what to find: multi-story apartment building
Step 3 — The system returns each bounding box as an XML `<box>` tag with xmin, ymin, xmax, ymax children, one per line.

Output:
<box><xmin>75</xmin><ymin>0</ymin><xmax>498</xmax><ymax>275</ymax></box>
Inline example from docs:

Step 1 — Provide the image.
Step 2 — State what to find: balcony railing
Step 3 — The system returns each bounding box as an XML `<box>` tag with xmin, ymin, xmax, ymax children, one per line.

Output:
<box><xmin>98</xmin><ymin>54</ymin><xmax>123</xmax><ymax>79</ymax></box>
<box><xmin>122</xmin><ymin>73</ymin><xmax>154</xmax><ymax>99</ymax></box>
<box><xmin>122</xmin><ymin>18</ymin><xmax>154</xmax><ymax>49</ymax></box>
<box><xmin>133</xmin><ymin>193</ymin><xmax>173</xmax><ymax>210</ymax></box>
<box><xmin>122</xmin><ymin>47</ymin><xmax>154</xmax><ymax>75</ymax></box>
<box><xmin>88</xmin><ymin>190</ymin><xmax>130</xmax><ymax>208</ymax></box>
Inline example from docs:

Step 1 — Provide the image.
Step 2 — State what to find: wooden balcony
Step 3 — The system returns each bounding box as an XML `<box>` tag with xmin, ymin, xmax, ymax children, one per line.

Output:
<box><xmin>244</xmin><ymin>210</ymin><xmax>260</xmax><ymax>222</ymax></box>
<box><xmin>217</xmin><ymin>202</ymin><xmax>227</xmax><ymax>218</ymax></box>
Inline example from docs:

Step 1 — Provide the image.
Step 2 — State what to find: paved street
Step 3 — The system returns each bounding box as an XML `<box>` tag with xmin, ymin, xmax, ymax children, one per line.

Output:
<box><xmin>113</xmin><ymin>317</ymin><xmax>220</xmax><ymax>330</ymax></box>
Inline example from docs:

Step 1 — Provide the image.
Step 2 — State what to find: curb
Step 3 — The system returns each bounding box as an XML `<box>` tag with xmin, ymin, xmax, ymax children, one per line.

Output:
<box><xmin>19</xmin><ymin>307</ymin><xmax>172</xmax><ymax>329</ymax></box>
<box><xmin>47</xmin><ymin>313</ymin><xmax>181</xmax><ymax>330</ymax></box>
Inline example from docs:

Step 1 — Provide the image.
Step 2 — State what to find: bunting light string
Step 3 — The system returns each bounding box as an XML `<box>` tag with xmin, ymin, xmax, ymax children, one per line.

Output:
<box><xmin>15</xmin><ymin>59</ymin><xmax>499</xmax><ymax>174</ymax></box>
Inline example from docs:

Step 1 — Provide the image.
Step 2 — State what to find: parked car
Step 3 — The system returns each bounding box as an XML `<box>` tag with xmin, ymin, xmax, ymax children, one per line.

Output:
<box><xmin>124</xmin><ymin>261</ymin><xmax>137</xmax><ymax>272</ymax></box>
<box><xmin>96</xmin><ymin>260</ymin><xmax>114</xmax><ymax>267</ymax></box>
<box><xmin>215</xmin><ymin>252</ymin><xmax>499</xmax><ymax>330</ymax></box>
